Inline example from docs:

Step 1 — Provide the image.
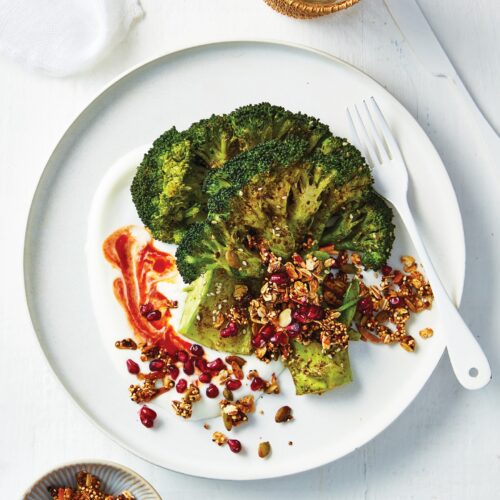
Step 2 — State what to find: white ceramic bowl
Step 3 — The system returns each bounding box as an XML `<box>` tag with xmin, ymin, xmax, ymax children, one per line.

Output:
<box><xmin>23</xmin><ymin>461</ymin><xmax>161</xmax><ymax>500</ymax></box>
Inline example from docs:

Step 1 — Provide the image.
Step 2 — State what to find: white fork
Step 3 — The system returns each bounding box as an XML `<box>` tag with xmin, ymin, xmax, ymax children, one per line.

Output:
<box><xmin>347</xmin><ymin>97</ymin><xmax>491</xmax><ymax>390</ymax></box>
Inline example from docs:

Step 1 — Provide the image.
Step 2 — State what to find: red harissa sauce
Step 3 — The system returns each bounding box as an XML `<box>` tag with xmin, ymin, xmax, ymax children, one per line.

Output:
<box><xmin>103</xmin><ymin>226</ymin><xmax>191</xmax><ymax>354</ymax></box>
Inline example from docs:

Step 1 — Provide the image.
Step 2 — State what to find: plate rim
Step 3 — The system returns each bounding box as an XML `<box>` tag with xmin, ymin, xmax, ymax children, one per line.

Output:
<box><xmin>23</xmin><ymin>39</ymin><xmax>465</xmax><ymax>480</ymax></box>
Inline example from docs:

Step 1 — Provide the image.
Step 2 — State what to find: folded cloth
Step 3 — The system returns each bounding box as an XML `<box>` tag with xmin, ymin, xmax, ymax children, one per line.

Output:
<box><xmin>0</xmin><ymin>0</ymin><xmax>143</xmax><ymax>76</ymax></box>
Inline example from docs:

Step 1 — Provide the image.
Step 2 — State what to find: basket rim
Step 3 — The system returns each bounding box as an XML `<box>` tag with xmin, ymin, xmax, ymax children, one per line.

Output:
<box><xmin>271</xmin><ymin>0</ymin><xmax>360</xmax><ymax>14</ymax></box>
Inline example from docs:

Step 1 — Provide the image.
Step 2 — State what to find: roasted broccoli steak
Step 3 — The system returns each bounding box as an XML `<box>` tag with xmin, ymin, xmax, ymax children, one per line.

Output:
<box><xmin>129</xmin><ymin>103</ymin><xmax>400</xmax><ymax>397</ymax></box>
<box><xmin>131</xmin><ymin>103</ymin><xmax>334</xmax><ymax>244</ymax></box>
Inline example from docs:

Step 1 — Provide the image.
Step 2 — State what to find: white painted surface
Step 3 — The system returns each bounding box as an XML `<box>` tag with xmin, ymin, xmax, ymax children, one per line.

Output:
<box><xmin>0</xmin><ymin>0</ymin><xmax>498</xmax><ymax>498</ymax></box>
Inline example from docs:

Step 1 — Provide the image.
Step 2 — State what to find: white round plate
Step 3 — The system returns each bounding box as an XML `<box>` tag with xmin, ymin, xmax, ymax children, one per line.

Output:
<box><xmin>23</xmin><ymin>460</ymin><xmax>160</xmax><ymax>499</ymax></box>
<box><xmin>24</xmin><ymin>41</ymin><xmax>464</xmax><ymax>480</ymax></box>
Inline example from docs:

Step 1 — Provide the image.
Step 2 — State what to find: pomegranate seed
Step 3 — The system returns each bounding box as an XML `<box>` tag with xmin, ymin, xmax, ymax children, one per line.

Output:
<box><xmin>357</xmin><ymin>297</ymin><xmax>373</xmax><ymax>315</ymax></box>
<box><xmin>139</xmin><ymin>303</ymin><xmax>154</xmax><ymax>317</ymax></box>
<box><xmin>126</xmin><ymin>359</ymin><xmax>140</xmax><ymax>374</ymax></box>
<box><xmin>389</xmin><ymin>296</ymin><xmax>405</xmax><ymax>308</ymax></box>
<box><xmin>251</xmin><ymin>335</ymin><xmax>265</xmax><ymax>348</ymax></box>
<box><xmin>190</xmin><ymin>344</ymin><xmax>204</xmax><ymax>357</ymax></box>
<box><xmin>149</xmin><ymin>359</ymin><xmax>165</xmax><ymax>372</ymax></box>
<box><xmin>140</xmin><ymin>405</ymin><xmax>157</xmax><ymax>420</ymax></box>
<box><xmin>206</xmin><ymin>358</ymin><xmax>225</xmax><ymax>372</ymax></box>
<box><xmin>176</xmin><ymin>378</ymin><xmax>187</xmax><ymax>393</ymax></box>
<box><xmin>183</xmin><ymin>358</ymin><xmax>195</xmax><ymax>375</ymax></box>
<box><xmin>259</xmin><ymin>323</ymin><xmax>275</xmax><ymax>340</ymax></box>
<box><xmin>199</xmin><ymin>372</ymin><xmax>212</xmax><ymax>383</ymax></box>
<box><xmin>226</xmin><ymin>379</ymin><xmax>242</xmax><ymax>391</ymax></box>
<box><xmin>140</xmin><ymin>415</ymin><xmax>154</xmax><ymax>428</ymax></box>
<box><xmin>286</xmin><ymin>322</ymin><xmax>300</xmax><ymax>336</ymax></box>
<box><xmin>177</xmin><ymin>350</ymin><xmax>189</xmax><ymax>363</ymax></box>
<box><xmin>227</xmin><ymin>439</ymin><xmax>242</xmax><ymax>453</ymax></box>
<box><xmin>381</xmin><ymin>265</ymin><xmax>393</xmax><ymax>276</ymax></box>
<box><xmin>206</xmin><ymin>383</ymin><xmax>220</xmax><ymax>398</ymax></box>
<box><xmin>307</xmin><ymin>305</ymin><xmax>324</xmax><ymax>320</ymax></box>
<box><xmin>271</xmin><ymin>332</ymin><xmax>289</xmax><ymax>346</ymax></box>
<box><xmin>195</xmin><ymin>357</ymin><xmax>208</xmax><ymax>372</ymax></box>
<box><xmin>220</xmin><ymin>321</ymin><xmax>238</xmax><ymax>338</ymax></box>
<box><xmin>250</xmin><ymin>376</ymin><xmax>265</xmax><ymax>391</ymax></box>
<box><xmin>269</xmin><ymin>272</ymin><xmax>290</xmax><ymax>286</ymax></box>
<box><xmin>292</xmin><ymin>254</ymin><xmax>304</xmax><ymax>265</ymax></box>
<box><xmin>292</xmin><ymin>309</ymin><xmax>308</xmax><ymax>324</ymax></box>
<box><xmin>146</xmin><ymin>309</ymin><xmax>161</xmax><ymax>322</ymax></box>
<box><xmin>167</xmin><ymin>364</ymin><xmax>179</xmax><ymax>380</ymax></box>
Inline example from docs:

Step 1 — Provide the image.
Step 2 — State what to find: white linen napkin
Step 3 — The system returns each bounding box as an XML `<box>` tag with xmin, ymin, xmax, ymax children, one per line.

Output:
<box><xmin>0</xmin><ymin>0</ymin><xmax>143</xmax><ymax>77</ymax></box>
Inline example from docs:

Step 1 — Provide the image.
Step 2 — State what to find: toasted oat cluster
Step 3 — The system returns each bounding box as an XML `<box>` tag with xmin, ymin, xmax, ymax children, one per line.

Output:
<box><xmin>354</xmin><ymin>255</ymin><xmax>434</xmax><ymax>352</ymax></box>
<box><xmin>247</xmin><ymin>250</ymin><xmax>353</xmax><ymax>362</ymax></box>
<box><xmin>220</xmin><ymin>395</ymin><xmax>255</xmax><ymax>431</ymax></box>
<box><xmin>48</xmin><ymin>471</ymin><xmax>134</xmax><ymax>500</ymax></box>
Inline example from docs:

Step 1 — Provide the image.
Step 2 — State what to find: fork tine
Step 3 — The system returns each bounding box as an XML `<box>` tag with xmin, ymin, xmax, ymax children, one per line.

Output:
<box><xmin>367</xmin><ymin>97</ymin><xmax>403</xmax><ymax>162</ymax></box>
<box><xmin>362</xmin><ymin>100</ymin><xmax>390</xmax><ymax>163</ymax></box>
<box><xmin>347</xmin><ymin>105</ymin><xmax>379</xmax><ymax>166</ymax></box>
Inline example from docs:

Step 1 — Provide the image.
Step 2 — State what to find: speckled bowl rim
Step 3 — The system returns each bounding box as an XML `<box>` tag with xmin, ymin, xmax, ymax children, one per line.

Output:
<box><xmin>22</xmin><ymin>460</ymin><xmax>162</xmax><ymax>499</ymax></box>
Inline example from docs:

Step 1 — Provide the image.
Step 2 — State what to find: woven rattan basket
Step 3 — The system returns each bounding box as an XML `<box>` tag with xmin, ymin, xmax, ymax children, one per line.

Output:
<box><xmin>265</xmin><ymin>0</ymin><xmax>360</xmax><ymax>19</ymax></box>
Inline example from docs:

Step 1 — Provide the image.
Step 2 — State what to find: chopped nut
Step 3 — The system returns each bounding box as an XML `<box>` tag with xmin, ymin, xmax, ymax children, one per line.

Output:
<box><xmin>278</xmin><ymin>308</ymin><xmax>292</xmax><ymax>327</ymax></box>
<box><xmin>225</xmin><ymin>355</ymin><xmax>246</xmax><ymax>367</ymax></box>
<box><xmin>226</xmin><ymin>249</ymin><xmax>241</xmax><ymax>269</ymax></box>
<box><xmin>275</xmin><ymin>405</ymin><xmax>293</xmax><ymax>423</ymax></box>
<box><xmin>163</xmin><ymin>376</ymin><xmax>175</xmax><ymax>390</ymax></box>
<box><xmin>223</xmin><ymin>388</ymin><xmax>234</xmax><ymax>401</ymax></box>
<box><xmin>419</xmin><ymin>327</ymin><xmax>434</xmax><ymax>339</ymax></box>
<box><xmin>213</xmin><ymin>313</ymin><xmax>225</xmax><ymax>328</ymax></box>
<box><xmin>212</xmin><ymin>431</ymin><xmax>227</xmax><ymax>446</ymax></box>
<box><xmin>222</xmin><ymin>412</ymin><xmax>233</xmax><ymax>431</ymax></box>
<box><xmin>400</xmin><ymin>335</ymin><xmax>416</xmax><ymax>352</ymax></box>
<box><xmin>258</xmin><ymin>441</ymin><xmax>271</xmax><ymax>458</ymax></box>
<box><xmin>264</xmin><ymin>373</ymin><xmax>280</xmax><ymax>394</ymax></box>
<box><xmin>115</xmin><ymin>338</ymin><xmax>137</xmax><ymax>350</ymax></box>
<box><xmin>229</xmin><ymin>361</ymin><xmax>244</xmax><ymax>380</ymax></box>
<box><xmin>203</xmin><ymin>423</ymin><xmax>210</xmax><ymax>430</ymax></box>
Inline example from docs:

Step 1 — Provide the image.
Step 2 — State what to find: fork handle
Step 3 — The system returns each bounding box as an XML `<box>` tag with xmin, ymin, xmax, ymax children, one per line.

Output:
<box><xmin>396</xmin><ymin>200</ymin><xmax>491</xmax><ymax>389</ymax></box>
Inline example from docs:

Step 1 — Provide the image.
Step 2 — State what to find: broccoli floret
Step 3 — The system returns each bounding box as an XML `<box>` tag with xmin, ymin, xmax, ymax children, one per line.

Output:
<box><xmin>306</xmin><ymin>138</ymin><xmax>374</xmax><ymax>239</ymax></box>
<box><xmin>175</xmin><ymin>221</ymin><xmax>263</xmax><ymax>284</ymax></box>
<box><xmin>320</xmin><ymin>191</ymin><xmax>395</xmax><ymax>269</ymax></box>
<box><xmin>131</xmin><ymin>128</ymin><xmax>209</xmax><ymax>243</ymax></box>
<box><xmin>285</xmin><ymin>137</ymin><xmax>373</xmax><ymax>243</ymax></box>
<box><xmin>187</xmin><ymin>114</ymin><xmax>240</xmax><ymax>168</ymax></box>
<box><xmin>229</xmin><ymin>102</ymin><xmax>331</xmax><ymax>152</ymax></box>
<box><xmin>205</xmin><ymin>138</ymin><xmax>310</xmax><ymax>257</ymax></box>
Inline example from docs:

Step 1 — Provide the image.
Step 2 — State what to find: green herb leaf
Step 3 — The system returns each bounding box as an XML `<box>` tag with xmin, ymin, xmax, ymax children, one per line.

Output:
<box><xmin>348</xmin><ymin>329</ymin><xmax>361</xmax><ymax>341</ymax></box>
<box><xmin>339</xmin><ymin>279</ymin><xmax>360</xmax><ymax>327</ymax></box>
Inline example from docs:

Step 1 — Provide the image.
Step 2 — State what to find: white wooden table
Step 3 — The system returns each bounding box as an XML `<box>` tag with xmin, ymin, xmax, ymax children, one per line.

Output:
<box><xmin>1</xmin><ymin>1</ymin><xmax>499</xmax><ymax>498</ymax></box>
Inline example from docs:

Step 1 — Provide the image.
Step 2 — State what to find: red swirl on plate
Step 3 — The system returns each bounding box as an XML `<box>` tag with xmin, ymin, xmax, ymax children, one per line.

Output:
<box><xmin>103</xmin><ymin>226</ymin><xmax>190</xmax><ymax>353</ymax></box>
